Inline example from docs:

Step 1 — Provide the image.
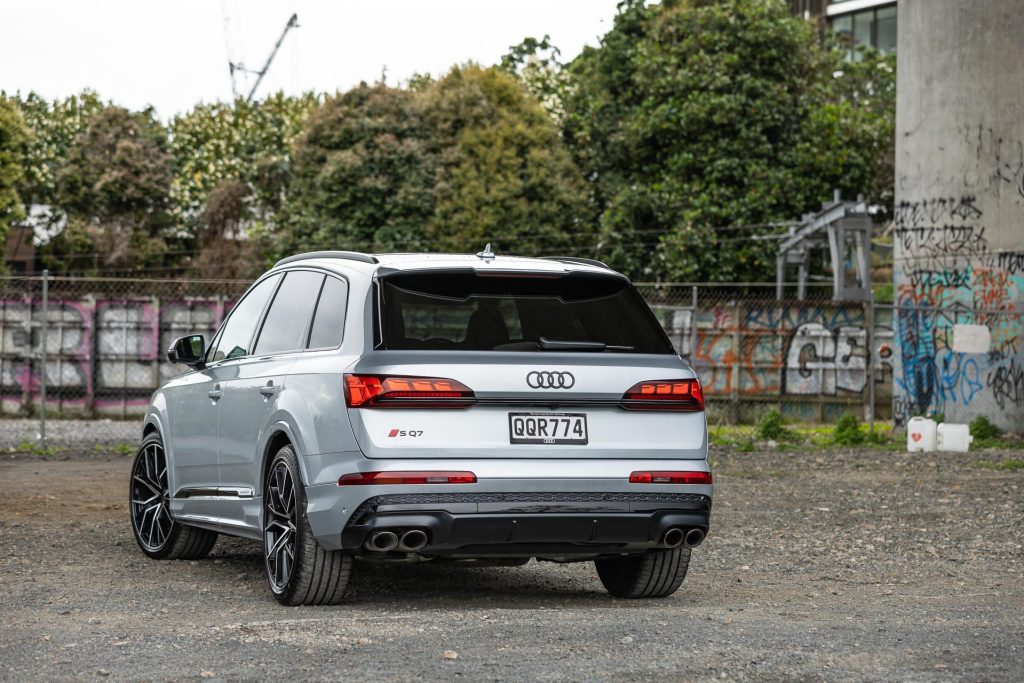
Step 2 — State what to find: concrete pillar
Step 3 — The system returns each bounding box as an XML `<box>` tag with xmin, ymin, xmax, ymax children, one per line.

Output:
<box><xmin>893</xmin><ymin>0</ymin><xmax>1024</xmax><ymax>429</ymax></box>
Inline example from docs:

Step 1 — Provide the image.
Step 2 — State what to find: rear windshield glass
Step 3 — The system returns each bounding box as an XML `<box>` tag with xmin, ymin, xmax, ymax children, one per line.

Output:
<box><xmin>380</xmin><ymin>270</ymin><xmax>674</xmax><ymax>354</ymax></box>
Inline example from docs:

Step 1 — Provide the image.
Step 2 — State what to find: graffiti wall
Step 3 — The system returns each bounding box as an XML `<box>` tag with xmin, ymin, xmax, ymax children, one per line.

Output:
<box><xmin>650</xmin><ymin>300</ymin><xmax>894</xmax><ymax>422</ymax></box>
<box><xmin>894</xmin><ymin>0</ymin><xmax>1024</xmax><ymax>431</ymax></box>
<box><xmin>0</xmin><ymin>297</ymin><xmax>232</xmax><ymax>417</ymax></box>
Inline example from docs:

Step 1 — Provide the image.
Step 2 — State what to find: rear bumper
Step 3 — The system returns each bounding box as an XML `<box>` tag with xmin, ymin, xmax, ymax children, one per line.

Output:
<box><xmin>329</xmin><ymin>491</ymin><xmax>710</xmax><ymax>556</ymax></box>
<box><xmin>303</xmin><ymin>458</ymin><xmax>712</xmax><ymax>553</ymax></box>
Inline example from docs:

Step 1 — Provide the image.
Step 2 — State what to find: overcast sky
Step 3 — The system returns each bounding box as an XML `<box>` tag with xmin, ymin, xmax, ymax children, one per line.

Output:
<box><xmin>1</xmin><ymin>0</ymin><xmax>619</xmax><ymax>119</ymax></box>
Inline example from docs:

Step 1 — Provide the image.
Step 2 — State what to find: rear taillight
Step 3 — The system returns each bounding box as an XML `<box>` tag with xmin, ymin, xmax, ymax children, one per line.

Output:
<box><xmin>338</xmin><ymin>471</ymin><xmax>477</xmax><ymax>486</ymax></box>
<box><xmin>620</xmin><ymin>378</ymin><xmax>704</xmax><ymax>411</ymax></box>
<box><xmin>629</xmin><ymin>471</ymin><xmax>713</xmax><ymax>485</ymax></box>
<box><xmin>344</xmin><ymin>374</ymin><xmax>475</xmax><ymax>408</ymax></box>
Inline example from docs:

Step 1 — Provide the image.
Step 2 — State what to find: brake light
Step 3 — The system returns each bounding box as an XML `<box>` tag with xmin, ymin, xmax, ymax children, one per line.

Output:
<box><xmin>620</xmin><ymin>378</ymin><xmax>704</xmax><ymax>411</ymax></box>
<box><xmin>338</xmin><ymin>471</ymin><xmax>477</xmax><ymax>486</ymax></box>
<box><xmin>344</xmin><ymin>374</ymin><xmax>475</xmax><ymax>408</ymax></box>
<box><xmin>629</xmin><ymin>471</ymin><xmax>713</xmax><ymax>485</ymax></box>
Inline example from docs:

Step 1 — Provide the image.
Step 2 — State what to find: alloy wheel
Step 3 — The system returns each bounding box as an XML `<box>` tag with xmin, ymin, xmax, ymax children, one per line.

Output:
<box><xmin>130</xmin><ymin>442</ymin><xmax>173</xmax><ymax>551</ymax></box>
<box><xmin>264</xmin><ymin>461</ymin><xmax>298</xmax><ymax>592</ymax></box>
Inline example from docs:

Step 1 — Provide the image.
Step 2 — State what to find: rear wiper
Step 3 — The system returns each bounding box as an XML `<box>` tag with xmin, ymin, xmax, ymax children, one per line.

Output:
<box><xmin>537</xmin><ymin>337</ymin><xmax>635</xmax><ymax>352</ymax></box>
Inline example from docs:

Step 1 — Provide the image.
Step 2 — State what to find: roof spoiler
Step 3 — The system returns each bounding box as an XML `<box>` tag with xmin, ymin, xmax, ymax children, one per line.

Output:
<box><xmin>274</xmin><ymin>251</ymin><xmax>378</xmax><ymax>267</ymax></box>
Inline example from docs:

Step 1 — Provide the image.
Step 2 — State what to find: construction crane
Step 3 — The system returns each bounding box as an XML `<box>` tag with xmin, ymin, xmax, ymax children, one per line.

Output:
<box><xmin>226</xmin><ymin>12</ymin><xmax>299</xmax><ymax>102</ymax></box>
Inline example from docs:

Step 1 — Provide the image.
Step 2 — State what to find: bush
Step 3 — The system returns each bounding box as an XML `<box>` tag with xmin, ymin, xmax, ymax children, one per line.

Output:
<box><xmin>970</xmin><ymin>415</ymin><xmax>1002</xmax><ymax>441</ymax></box>
<box><xmin>832</xmin><ymin>413</ymin><xmax>866</xmax><ymax>446</ymax></box>
<box><xmin>755</xmin><ymin>410</ymin><xmax>796</xmax><ymax>442</ymax></box>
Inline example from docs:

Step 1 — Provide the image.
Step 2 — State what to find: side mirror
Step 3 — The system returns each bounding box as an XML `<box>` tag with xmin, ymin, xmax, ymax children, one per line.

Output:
<box><xmin>168</xmin><ymin>334</ymin><xmax>206</xmax><ymax>369</ymax></box>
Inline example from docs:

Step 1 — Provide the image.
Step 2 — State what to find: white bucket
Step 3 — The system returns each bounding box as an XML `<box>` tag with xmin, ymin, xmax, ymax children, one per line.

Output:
<box><xmin>937</xmin><ymin>423</ymin><xmax>973</xmax><ymax>452</ymax></box>
<box><xmin>907</xmin><ymin>417</ymin><xmax>937</xmax><ymax>452</ymax></box>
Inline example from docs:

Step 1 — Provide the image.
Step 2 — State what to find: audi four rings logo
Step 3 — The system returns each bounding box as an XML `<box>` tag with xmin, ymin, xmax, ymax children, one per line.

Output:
<box><xmin>526</xmin><ymin>371</ymin><xmax>576</xmax><ymax>389</ymax></box>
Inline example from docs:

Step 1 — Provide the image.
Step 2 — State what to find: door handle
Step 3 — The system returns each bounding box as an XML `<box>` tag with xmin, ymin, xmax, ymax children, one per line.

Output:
<box><xmin>208</xmin><ymin>385</ymin><xmax>222</xmax><ymax>401</ymax></box>
<box><xmin>259</xmin><ymin>381</ymin><xmax>277</xmax><ymax>397</ymax></box>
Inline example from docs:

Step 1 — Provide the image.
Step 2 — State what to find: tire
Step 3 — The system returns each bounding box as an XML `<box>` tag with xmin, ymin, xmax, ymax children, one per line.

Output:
<box><xmin>130</xmin><ymin>432</ymin><xmax>218</xmax><ymax>560</ymax></box>
<box><xmin>263</xmin><ymin>444</ymin><xmax>353</xmax><ymax>606</ymax></box>
<box><xmin>595</xmin><ymin>547</ymin><xmax>691</xmax><ymax>598</ymax></box>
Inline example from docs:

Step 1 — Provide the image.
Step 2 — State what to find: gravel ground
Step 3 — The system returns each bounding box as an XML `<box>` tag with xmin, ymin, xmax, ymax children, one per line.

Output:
<box><xmin>0</xmin><ymin>418</ymin><xmax>140</xmax><ymax>450</ymax></box>
<box><xmin>0</xmin><ymin>441</ymin><xmax>1022</xmax><ymax>682</ymax></box>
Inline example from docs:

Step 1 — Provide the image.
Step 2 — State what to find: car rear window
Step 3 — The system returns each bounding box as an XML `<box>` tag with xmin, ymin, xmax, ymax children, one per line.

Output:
<box><xmin>380</xmin><ymin>270</ymin><xmax>674</xmax><ymax>354</ymax></box>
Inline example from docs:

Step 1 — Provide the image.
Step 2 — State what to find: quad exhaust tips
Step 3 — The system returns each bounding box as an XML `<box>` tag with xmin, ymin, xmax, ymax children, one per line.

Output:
<box><xmin>364</xmin><ymin>529</ymin><xmax>429</xmax><ymax>553</ymax></box>
<box><xmin>662</xmin><ymin>527</ymin><xmax>706</xmax><ymax>549</ymax></box>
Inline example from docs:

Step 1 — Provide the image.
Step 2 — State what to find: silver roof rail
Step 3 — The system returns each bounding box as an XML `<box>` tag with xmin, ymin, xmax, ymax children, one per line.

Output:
<box><xmin>274</xmin><ymin>251</ymin><xmax>379</xmax><ymax>267</ymax></box>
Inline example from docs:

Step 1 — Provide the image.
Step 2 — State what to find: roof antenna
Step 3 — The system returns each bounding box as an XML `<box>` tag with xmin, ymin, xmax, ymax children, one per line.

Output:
<box><xmin>475</xmin><ymin>243</ymin><xmax>495</xmax><ymax>262</ymax></box>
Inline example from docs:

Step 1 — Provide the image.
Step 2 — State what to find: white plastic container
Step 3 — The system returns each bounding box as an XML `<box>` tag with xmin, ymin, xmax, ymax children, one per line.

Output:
<box><xmin>937</xmin><ymin>423</ymin><xmax>973</xmax><ymax>452</ymax></box>
<box><xmin>906</xmin><ymin>417</ymin><xmax>937</xmax><ymax>452</ymax></box>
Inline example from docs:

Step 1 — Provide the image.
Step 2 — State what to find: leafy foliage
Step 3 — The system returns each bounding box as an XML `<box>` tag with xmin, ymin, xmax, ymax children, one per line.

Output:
<box><xmin>283</xmin><ymin>67</ymin><xmax>590</xmax><ymax>257</ymax></box>
<box><xmin>48</xmin><ymin>106</ymin><xmax>173</xmax><ymax>272</ymax></box>
<box><xmin>0</xmin><ymin>97</ymin><xmax>29</xmax><ymax>246</ymax></box>
<box><xmin>754</xmin><ymin>409</ymin><xmax>796</xmax><ymax>442</ymax></box>
<box><xmin>3</xmin><ymin>3</ymin><xmax>894</xmax><ymax>281</ymax></box>
<box><xmin>422</xmin><ymin>65</ymin><xmax>590</xmax><ymax>256</ymax></box>
<box><xmin>832</xmin><ymin>413</ymin><xmax>866</xmax><ymax>446</ymax></box>
<box><xmin>563</xmin><ymin>0</ymin><xmax>894</xmax><ymax>280</ymax></box>
<box><xmin>283</xmin><ymin>83</ymin><xmax>438</xmax><ymax>254</ymax></box>
<box><xmin>969</xmin><ymin>416</ymin><xmax>1002</xmax><ymax>441</ymax></box>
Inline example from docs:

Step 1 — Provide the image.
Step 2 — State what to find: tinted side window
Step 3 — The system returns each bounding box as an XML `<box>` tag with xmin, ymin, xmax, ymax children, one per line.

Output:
<box><xmin>308</xmin><ymin>276</ymin><xmax>348</xmax><ymax>349</ymax></box>
<box><xmin>212</xmin><ymin>274</ymin><xmax>281</xmax><ymax>362</ymax></box>
<box><xmin>254</xmin><ymin>271</ymin><xmax>325</xmax><ymax>355</ymax></box>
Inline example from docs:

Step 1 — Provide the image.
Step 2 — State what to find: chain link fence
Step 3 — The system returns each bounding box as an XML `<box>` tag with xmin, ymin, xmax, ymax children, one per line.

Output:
<box><xmin>1</xmin><ymin>275</ymin><xmax>1018</xmax><ymax>429</ymax></box>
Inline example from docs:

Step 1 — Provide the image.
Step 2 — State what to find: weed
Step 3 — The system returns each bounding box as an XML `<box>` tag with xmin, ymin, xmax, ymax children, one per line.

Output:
<box><xmin>754</xmin><ymin>410</ymin><xmax>796</xmax><ymax>442</ymax></box>
<box><xmin>832</xmin><ymin>413</ymin><xmax>866</xmax><ymax>446</ymax></box>
<box><xmin>969</xmin><ymin>416</ymin><xmax>1002</xmax><ymax>441</ymax></box>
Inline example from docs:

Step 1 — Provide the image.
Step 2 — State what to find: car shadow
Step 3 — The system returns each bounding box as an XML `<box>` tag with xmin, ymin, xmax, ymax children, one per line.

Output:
<box><xmin>202</xmin><ymin>536</ymin><xmax>625</xmax><ymax>608</ymax></box>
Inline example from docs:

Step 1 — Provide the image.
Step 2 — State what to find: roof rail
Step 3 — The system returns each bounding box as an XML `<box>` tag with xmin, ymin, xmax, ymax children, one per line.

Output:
<box><xmin>540</xmin><ymin>256</ymin><xmax>611</xmax><ymax>270</ymax></box>
<box><xmin>274</xmin><ymin>251</ymin><xmax>378</xmax><ymax>268</ymax></box>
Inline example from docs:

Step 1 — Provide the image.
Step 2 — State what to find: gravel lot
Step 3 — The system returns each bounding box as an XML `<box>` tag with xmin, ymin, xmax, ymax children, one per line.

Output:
<box><xmin>1</xmin><ymin>432</ymin><xmax>1022</xmax><ymax>681</ymax></box>
<box><xmin>0</xmin><ymin>418</ymin><xmax>139</xmax><ymax>450</ymax></box>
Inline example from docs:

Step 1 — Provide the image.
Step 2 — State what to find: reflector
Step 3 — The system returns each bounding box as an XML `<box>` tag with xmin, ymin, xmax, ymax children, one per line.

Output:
<box><xmin>338</xmin><ymin>471</ymin><xmax>478</xmax><ymax>486</ymax></box>
<box><xmin>628</xmin><ymin>471</ymin><xmax>713</xmax><ymax>485</ymax></box>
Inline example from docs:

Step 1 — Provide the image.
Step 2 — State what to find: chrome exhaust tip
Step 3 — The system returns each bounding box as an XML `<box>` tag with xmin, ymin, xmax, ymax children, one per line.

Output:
<box><xmin>365</xmin><ymin>530</ymin><xmax>399</xmax><ymax>552</ymax></box>
<box><xmin>662</xmin><ymin>528</ymin><xmax>685</xmax><ymax>548</ymax></box>
<box><xmin>684</xmin><ymin>528</ymin><xmax>706</xmax><ymax>548</ymax></box>
<box><xmin>398</xmin><ymin>529</ymin><xmax>429</xmax><ymax>552</ymax></box>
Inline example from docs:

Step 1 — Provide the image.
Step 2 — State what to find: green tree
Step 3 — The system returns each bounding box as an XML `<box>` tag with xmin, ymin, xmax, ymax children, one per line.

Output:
<box><xmin>49</xmin><ymin>106</ymin><xmax>173</xmax><ymax>272</ymax></box>
<box><xmin>169</xmin><ymin>93</ymin><xmax>318</xmax><ymax>228</ymax></box>
<box><xmin>564</xmin><ymin>0</ymin><xmax>893</xmax><ymax>281</ymax></box>
<box><xmin>0</xmin><ymin>97</ymin><xmax>30</xmax><ymax>250</ymax></box>
<box><xmin>282</xmin><ymin>83</ymin><xmax>438</xmax><ymax>254</ymax></box>
<box><xmin>423</xmin><ymin>65</ymin><xmax>591</xmax><ymax>256</ymax></box>
<box><xmin>11</xmin><ymin>91</ymin><xmax>107</xmax><ymax>207</ymax></box>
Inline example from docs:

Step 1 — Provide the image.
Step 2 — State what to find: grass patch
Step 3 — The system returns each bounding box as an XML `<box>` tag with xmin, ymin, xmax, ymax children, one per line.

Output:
<box><xmin>976</xmin><ymin>459</ymin><xmax>1024</xmax><ymax>471</ymax></box>
<box><xmin>94</xmin><ymin>443</ymin><xmax>136</xmax><ymax>456</ymax></box>
<box><xmin>15</xmin><ymin>440</ymin><xmax>60</xmax><ymax>456</ymax></box>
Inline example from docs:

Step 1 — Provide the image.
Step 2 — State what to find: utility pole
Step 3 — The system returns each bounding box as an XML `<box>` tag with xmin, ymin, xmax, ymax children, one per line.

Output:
<box><xmin>226</xmin><ymin>13</ymin><xmax>299</xmax><ymax>102</ymax></box>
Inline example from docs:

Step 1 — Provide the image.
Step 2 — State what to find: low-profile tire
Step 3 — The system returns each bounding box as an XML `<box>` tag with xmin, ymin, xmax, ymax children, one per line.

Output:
<box><xmin>130</xmin><ymin>432</ymin><xmax>218</xmax><ymax>560</ymax></box>
<box><xmin>595</xmin><ymin>547</ymin><xmax>691</xmax><ymax>599</ymax></box>
<box><xmin>263</xmin><ymin>444</ymin><xmax>353</xmax><ymax>606</ymax></box>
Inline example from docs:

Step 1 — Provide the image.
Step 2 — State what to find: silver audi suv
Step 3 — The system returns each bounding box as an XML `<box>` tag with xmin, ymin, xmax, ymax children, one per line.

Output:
<box><xmin>132</xmin><ymin>250</ymin><xmax>711</xmax><ymax>605</ymax></box>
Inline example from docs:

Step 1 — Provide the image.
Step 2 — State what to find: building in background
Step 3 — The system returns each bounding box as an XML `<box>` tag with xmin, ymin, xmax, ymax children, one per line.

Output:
<box><xmin>791</xmin><ymin>0</ymin><xmax>897</xmax><ymax>58</ymax></box>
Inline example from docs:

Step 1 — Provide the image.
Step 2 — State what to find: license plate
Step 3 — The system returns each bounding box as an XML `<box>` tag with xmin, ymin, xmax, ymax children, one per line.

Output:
<box><xmin>509</xmin><ymin>413</ymin><xmax>588</xmax><ymax>445</ymax></box>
